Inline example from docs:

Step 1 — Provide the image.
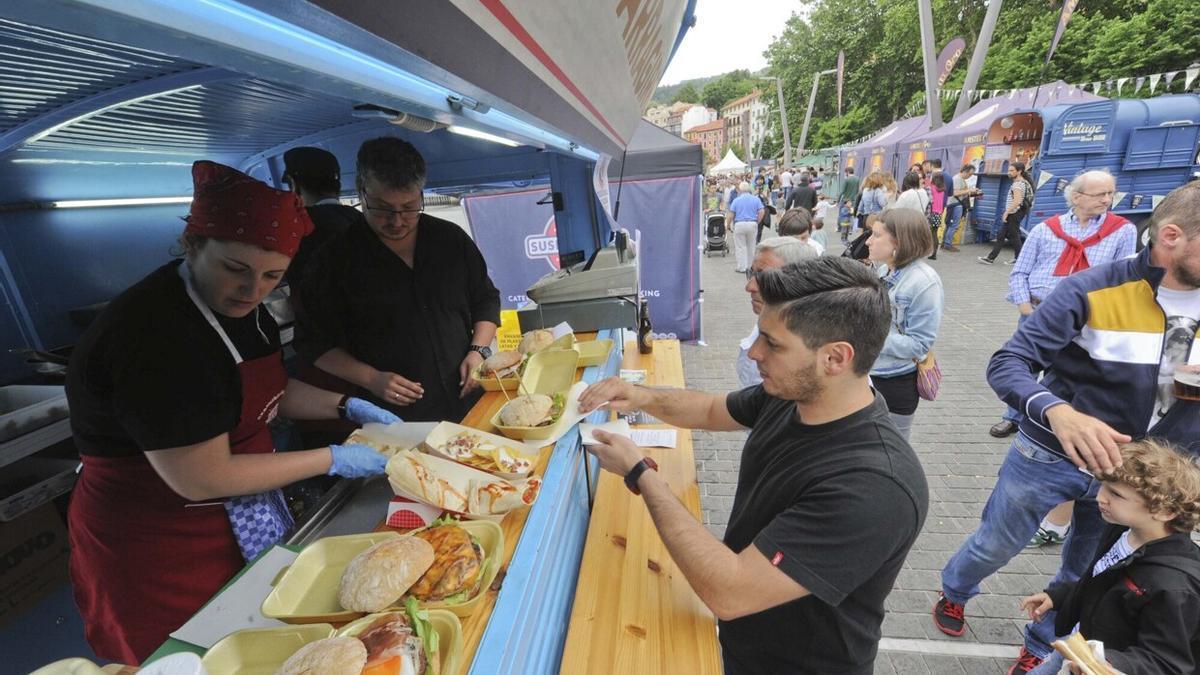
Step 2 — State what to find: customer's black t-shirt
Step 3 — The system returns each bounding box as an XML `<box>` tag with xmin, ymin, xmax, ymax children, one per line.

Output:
<box><xmin>720</xmin><ymin>386</ymin><xmax>929</xmax><ymax>674</ymax></box>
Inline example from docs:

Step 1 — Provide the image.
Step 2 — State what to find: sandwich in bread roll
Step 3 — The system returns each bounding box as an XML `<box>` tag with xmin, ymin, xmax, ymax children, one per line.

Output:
<box><xmin>275</xmin><ymin>636</ymin><xmax>367</xmax><ymax>675</ymax></box>
<box><xmin>517</xmin><ymin>329</ymin><xmax>554</xmax><ymax>354</ymax></box>
<box><xmin>356</xmin><ymin>606</ymin><xmax>433</xmax><ymax>675</ymax></box>
<box><xmin>339</xmin><ymin>537</ymin><xmax>436</xmax><ymax>613</ymax></box>
<box><xmin>475</xmin><ymin>351</ymin><xmax>523</xmax><ymax>379</ymax></box>
<box><xmin>1052</xmin><ymin>633</ymin><xmax>1117</xmax><ymax>675</ymax></box>
<box><xmin>497</xmin><ymin>393</ymin><xmax>564</xmax><ymax>428</ymax></box>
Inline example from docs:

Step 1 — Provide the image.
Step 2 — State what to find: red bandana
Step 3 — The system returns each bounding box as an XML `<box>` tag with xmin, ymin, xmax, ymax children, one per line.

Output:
<box><xmin>1044</xmin><ymin>212</ymin><xmax>1131</xmax><ymax>276</ymax></box>
<box><xmin>185</xmin><ymin>161</ymin><xmax>314</xmax><ymax>258</ymax></box>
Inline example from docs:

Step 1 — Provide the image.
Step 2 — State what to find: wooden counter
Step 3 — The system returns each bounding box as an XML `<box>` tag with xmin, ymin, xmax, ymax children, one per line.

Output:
<box><xmin>559</xmin><ymin>341</ymin><xmax>722</xmax><ymax>674</ymax></box>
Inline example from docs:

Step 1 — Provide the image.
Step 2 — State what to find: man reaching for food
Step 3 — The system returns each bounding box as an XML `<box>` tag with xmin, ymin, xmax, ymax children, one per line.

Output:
<box><xmin>578</xmin><ymin>257</ymin><xmax>929</xmax><ymax>674</ymax></box>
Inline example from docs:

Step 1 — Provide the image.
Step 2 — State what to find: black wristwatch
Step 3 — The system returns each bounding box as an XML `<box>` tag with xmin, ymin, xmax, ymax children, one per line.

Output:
<box><xmin>336</xmin><ymin>394</ymin><xmax>352</xmax><ymax>421</ymax></box>
<box><xmin>624</xmin><ymin>457</ymin><xmax>659</xmax><ymax>495</ymax></box>
<box><xmin>467</xmin><ymin>345</ymin><xmax>493</xmax><ymax>359</ymax></box>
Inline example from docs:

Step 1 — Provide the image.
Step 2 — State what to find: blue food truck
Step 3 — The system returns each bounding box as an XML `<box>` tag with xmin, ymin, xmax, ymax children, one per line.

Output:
<box><xmin>972</xmin><ymin>94</ymin><xmax>1200</xmax><ymax>244</ymax></box>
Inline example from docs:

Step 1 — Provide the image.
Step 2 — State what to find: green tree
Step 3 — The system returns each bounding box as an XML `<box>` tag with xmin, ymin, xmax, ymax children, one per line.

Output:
<box><xmin>761</xmin><ymin>0</ymin><xmax>1199</xmax><ymax>150</ymax></box>
<box><xmin>672</xmin><ymin>83</ymin><xmax>700</xmax><ymax>104</ymax></box>
<box><xmin>701</xmin><ymin>70</ymin><xmax>756</xmax><ymax>110</ymax></box>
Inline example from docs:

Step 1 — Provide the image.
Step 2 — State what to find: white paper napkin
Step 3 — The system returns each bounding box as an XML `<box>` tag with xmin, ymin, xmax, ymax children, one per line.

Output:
<box><xmin>168</xmin><ymin>546</ymin><xmax>298</xmax><ymax>649</ymax></box>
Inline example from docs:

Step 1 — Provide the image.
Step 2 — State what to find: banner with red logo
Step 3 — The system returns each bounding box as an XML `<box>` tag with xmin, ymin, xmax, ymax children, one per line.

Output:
<box><xmin>463</xmin><ymin>176</ymin><xmax>701</xmax><ymax>341</ymax></box>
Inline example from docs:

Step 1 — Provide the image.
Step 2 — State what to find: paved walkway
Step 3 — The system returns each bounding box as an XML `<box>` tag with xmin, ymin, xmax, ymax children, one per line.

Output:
<box><xmin>682</xmin><ymin>235</ymin><xmax>1053</xmax><ymax>673</ymax></box>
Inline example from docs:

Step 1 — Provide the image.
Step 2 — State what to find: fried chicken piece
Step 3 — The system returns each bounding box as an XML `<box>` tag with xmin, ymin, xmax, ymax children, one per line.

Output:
<box><xmin>408</xmin><ymin>525</ymin><xmax>483</xmax><ymax>601</ymax></box>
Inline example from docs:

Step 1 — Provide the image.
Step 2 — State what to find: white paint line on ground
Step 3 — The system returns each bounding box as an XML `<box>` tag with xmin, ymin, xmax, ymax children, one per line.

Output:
<box><xmin>879</xmin><ymin>637</ymin><xmax>1021</xmax><ymax>659</ymax></box>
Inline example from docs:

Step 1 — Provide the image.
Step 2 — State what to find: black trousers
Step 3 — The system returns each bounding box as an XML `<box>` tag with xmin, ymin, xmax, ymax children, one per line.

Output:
<box><xmin>987</xmin><ymin>210</ymin><xmax>1026</xmax><ymax>261</ymax></box>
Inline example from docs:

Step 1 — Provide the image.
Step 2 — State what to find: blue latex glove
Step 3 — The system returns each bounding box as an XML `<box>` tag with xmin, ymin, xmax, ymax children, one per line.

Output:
<box><xmin>328</xmin><ymin>443</ymin><xmax>388</xmax><ymax>478</ymax></box>
<box><xmin>346</xmin><ymin>397</ymin><xmax>403</xmax><ymax>425</ymax></box>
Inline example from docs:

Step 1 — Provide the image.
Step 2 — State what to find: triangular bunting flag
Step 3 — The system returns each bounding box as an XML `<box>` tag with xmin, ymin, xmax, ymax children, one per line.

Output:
<box><xmin>1112</xmin><ymin>191</ymin><xmax>1127</xmax><ymax>207</ymax></box>
<box><xmin>1165</xmin><ymin>71</ymin><xmax>1179</xmax><ymax>89</ymax></box>
<box><xmin>1186</xmin><ymin>68</ymin><xmax>1199</xmax><ymax>91</ymax></box>
<box><xmin>1116</xmin><ymin>77</ymin><xmax>1129</xmax><ymax>96</ymax></box>
<box><xmin>1134</xmin><ymin>77</ymin><xmax>1145</xmax><ymax>95</ymax></box>
<box><xmin>1093</xmin><ymin>81</ymin><xmax>1102</xmax><ymax>93</ymax></box>
<box><xmin>1150</xmin><ymin>73</ymin><xmax>1162</xmax><ymax>94</ymax></box>
<box><xmin>1104</xmin><ymin>79</ymin><xmax>1114</xmax><ymax>93</ymax></box>
<box><xmin>1152</xmin><ymin>195</ymin><xmax>1165</xmax><ymax>209</ymax></box>
<box><xmin>1037</xmin><ymin>170</ymin><xmax>1054</xmax><ymax>190</ymax></box>
<box><xmin>1009</xmin><ymin>89</ymin><xmax>1017</xmax><ymax>99</ymax></box>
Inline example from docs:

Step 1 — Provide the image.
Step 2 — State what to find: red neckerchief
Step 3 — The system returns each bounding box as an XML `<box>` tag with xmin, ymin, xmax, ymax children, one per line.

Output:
<box><xmin>1044</xmin><ymin>211</ymin><xmax>1131</xmax><ymax>276</ymax></box>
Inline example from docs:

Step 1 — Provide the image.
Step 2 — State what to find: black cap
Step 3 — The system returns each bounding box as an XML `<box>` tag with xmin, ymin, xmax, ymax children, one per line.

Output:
<box><xmin>283</xmin><ymin>146</ymin><xmax>340</xmax><ymax>181</ymax></box>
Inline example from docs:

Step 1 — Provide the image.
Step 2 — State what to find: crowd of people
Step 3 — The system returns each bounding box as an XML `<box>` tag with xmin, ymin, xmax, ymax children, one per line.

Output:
<box><xmin>674</xmin><ymin>159</ymin><xmax>1200</xmax><ymax>672</ymax></box>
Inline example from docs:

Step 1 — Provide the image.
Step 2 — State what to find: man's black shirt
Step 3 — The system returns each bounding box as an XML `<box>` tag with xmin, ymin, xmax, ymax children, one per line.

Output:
<box><xmin>720</xmin><ymin>386</ymin><xmax>928</xmax><ymax>674</ymax></box>
<box><xmin>297</xmin><ymin>214</ymin><xmax>501</xmax><ymax>421</ymax></box>
<box><xmin>288</xmin><ymin>203</ymin><xmax>365</xmax><ymax>289</ymax></box>
<box><xmin>785</xmin><ymin>184</ymin><xmax>818</xmax><ymax>212</ymax></box>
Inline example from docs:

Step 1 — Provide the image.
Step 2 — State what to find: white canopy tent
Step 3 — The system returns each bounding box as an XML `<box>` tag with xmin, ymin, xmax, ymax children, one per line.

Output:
<box><xmin>708</xmin><ymin>148</ymin><xmax>748</xmax><ymax>175</ymax></box>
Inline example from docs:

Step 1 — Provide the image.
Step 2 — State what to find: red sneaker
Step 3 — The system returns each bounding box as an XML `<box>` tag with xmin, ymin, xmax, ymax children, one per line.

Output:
<box><xmin>932</xmin><ymin>594</ymin><xmax>966</xmax><ymax>636</ymax></box>
<box><xmin>1006</xmin><ymin>647</ymin><xmax>1044</xmax><ymax>675</ymax></box>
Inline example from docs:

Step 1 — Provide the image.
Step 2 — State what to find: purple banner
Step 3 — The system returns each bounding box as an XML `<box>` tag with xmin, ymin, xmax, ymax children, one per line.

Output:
<box><xmin>936</xmin><ymin>37</ymin><xmax>966</xmax><ymax>87</ymax></box>
<box><xmin>463</xmin><ymin>176</ymin><xmax>702</xmax><ymax>341</ymax></box>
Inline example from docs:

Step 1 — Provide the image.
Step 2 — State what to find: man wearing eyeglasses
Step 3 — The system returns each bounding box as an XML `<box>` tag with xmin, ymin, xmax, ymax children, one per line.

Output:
<box><xmin>296</xmin><ymin>136</ymin><xmax>501</xmax><ymax>422</ymax></box>
<box><xmin>987</xmin><ymin>170</ymin><xmax>1136</xmax><ymax>439</ymax></box>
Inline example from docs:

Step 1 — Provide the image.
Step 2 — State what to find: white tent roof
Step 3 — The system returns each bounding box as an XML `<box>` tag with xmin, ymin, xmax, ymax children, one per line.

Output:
<box><xmin>708</xmin><ymin>148</ymin><xmax>747</xmax><ymax>175</ymax></box>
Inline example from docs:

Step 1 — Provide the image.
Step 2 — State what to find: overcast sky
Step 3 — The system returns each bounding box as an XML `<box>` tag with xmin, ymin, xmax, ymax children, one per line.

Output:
<box><xmin>659</xmin><ymin>0</ymin><xmax>807</xmax><ymax>86</ymax></box>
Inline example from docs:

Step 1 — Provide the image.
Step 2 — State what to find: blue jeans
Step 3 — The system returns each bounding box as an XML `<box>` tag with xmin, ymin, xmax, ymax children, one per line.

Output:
<box><xmin>1028</xmin><ymin>652</ymin><xmax>1065</xmax><ymax>674</ymax></box>
<box><xmin>942</xmin><ymin>201</ymin><xmax>961</xmax><ymax>246</ymax></box>
<box><xmin>1001</xmin><ymin>313</ymin><xmax>1029</xmax><ymax>424</ymax></box>
<box><xmin>941</xmin><ymin>433</ymin><xmax>1105</xmax><ymax>658</ymax></box>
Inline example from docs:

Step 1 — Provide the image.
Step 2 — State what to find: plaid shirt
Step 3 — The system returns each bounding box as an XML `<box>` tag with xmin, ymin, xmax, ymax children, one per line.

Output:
<box><xmin>1006</xmin><ymin>210</ymin><xmax>1138</xmax><ymax>305</ymax></box>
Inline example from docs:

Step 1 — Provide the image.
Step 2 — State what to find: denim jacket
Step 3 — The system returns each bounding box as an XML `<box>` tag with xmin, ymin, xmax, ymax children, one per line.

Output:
<box><xmin>871</xmin><ymin>260</ymin><xmax>944</xmax><ymax>377</ymax></box>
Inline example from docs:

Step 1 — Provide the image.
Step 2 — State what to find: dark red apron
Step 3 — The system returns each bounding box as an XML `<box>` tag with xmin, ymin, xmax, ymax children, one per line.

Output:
<box><xmin>68</xmin><ymin>272</ymin><xmax>288</xmax><ymax>664</ymax></box>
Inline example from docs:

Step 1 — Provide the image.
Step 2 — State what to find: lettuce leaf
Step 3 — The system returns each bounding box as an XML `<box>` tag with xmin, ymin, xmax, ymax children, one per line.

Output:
<box><xmin>405</xmin><ymin>595</ymin><xmax>439</xmax><ymax>675</ymax></box>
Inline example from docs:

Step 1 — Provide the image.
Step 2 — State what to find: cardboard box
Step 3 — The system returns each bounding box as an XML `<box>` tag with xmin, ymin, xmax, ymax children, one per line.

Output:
<box><xmin>0</xmin><ymin>502</ymin><xmax>70</xmax><ymax>628</ymax></box>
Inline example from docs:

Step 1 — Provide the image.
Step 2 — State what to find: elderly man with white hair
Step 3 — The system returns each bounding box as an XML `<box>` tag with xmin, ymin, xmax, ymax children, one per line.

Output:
<box><xmin>735</xmin><ymin>237</ymin><xmax>820</xmax><ymax>387</ymax></box>
<box><xmin>988</xmin><ymin>169</ymin><xmax>1138</xmax><ymax>440</ymax></box>
<box><xmin>728</xmin><ymin>181</ymin><xmax>765</xmax><ymax>273</ymax></box>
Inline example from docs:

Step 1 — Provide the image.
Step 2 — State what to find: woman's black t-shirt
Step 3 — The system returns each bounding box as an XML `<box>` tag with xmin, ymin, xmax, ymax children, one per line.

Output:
<box><xmin>67</xmin><ymin>260</ymin><xmax>281</xmax><ymax>457</ymax></box>
<box><xmin>719</xmin><ymin>385</ymin><xmax>929</xmax><ymax>674</ymax></box>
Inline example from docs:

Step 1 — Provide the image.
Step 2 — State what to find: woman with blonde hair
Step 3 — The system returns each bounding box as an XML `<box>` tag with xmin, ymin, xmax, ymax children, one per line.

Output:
<box><xmin>858</xmin><ymin>171</ymin><xmax>892</xmax><ymax>223</ymax></box>
<box><xmin>865</xmin><ymin>208</ymin><xmax>945</xmax><ymax>440</ymax></box>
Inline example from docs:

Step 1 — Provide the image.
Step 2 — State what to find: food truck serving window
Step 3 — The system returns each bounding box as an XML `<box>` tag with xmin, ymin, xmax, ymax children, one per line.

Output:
<box><xmin>1124</xmin><ymin>124</ymin><xmax>1200</xmax><ymax>170</ymax></box>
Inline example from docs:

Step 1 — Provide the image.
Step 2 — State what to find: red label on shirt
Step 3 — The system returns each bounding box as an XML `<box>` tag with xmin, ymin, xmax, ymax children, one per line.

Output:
<box><xmin>771</xmin><ymin>551</ymin><xmax>784</xmax><ymax>566</ymax></box>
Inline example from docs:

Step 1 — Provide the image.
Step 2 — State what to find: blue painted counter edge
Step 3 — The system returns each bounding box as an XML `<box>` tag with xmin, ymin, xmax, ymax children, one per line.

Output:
<box><xmin>467</xmin><ymin>330</ymin><xmax>621</xmax><ymax>675</ymax></box>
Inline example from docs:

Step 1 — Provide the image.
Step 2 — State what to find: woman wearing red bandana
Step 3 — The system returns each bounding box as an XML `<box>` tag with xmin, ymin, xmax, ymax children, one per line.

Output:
<box><xmin>65</xmin><ymin>161</ymin><xmax>400</xmax><ymax>664</ymax></box>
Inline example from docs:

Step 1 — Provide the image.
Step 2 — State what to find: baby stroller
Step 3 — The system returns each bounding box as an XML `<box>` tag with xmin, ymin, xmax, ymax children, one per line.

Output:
<box><xmin>704</xmin><ymin>211</ymin><xmax>728</xmax><ymax>257</ymax></box>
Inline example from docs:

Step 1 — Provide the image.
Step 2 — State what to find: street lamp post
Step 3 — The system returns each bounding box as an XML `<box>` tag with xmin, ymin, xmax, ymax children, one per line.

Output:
<box><xmin>797</xmin><ymin>68</ymin><xmax>838</xmax><ymax>159</ymax></box>
<box><xmin>760</xmin><ymin>76</ymin><xmax>792</xmax><ymax>168</ymax></box>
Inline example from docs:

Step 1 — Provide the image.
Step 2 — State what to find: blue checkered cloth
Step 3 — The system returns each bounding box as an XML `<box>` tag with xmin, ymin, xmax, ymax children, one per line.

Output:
<box><xmin>224</xmin><ymin>489</ymin><xmax>294</xmax><ymax>561</ymax></box>
<box><xmin>1006</xmin><ymin>210</ymin><xmax>1138</xmax><ymax>305</ymax></box>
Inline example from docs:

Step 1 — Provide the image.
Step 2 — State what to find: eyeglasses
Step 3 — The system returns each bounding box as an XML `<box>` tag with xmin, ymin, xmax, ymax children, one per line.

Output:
<box><xmin>1078</xmin><ymin>190</ymin><xmax>1117</xmax><ymax>198</ymax></box>
<box><xmin>359</xmin><ymin>190</ymin><xmax>424</xmax><ymax>221</ymax></box>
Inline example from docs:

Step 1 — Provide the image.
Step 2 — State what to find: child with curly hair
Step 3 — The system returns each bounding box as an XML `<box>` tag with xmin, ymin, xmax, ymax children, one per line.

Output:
<box><xmin>1019</xmin><ymin>439</ymin><xmax>1200</xmax><ymax>674</ymax></box>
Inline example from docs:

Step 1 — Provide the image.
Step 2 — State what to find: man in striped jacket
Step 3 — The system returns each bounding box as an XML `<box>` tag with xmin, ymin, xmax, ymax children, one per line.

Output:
<box><xmin>934</xmin><ymin>181</ymin><xmax>1200</xmax><ymax>674</ymax></box>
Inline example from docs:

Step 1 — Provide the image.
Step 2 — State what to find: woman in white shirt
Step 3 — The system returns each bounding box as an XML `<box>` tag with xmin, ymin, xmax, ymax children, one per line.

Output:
<box><xmin>894</xmin><ymin>171</ymin><xmax>931</xmax><ymax>215</ymax></box>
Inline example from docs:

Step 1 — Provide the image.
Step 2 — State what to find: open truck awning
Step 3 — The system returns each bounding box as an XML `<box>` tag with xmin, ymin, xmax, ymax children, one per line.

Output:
<box><xmin>3</xmin><ymin>0</ymin><xmax>697</xmax><ymax>159</ymax></box>
<box><xmin>304</xmin><ymin>0</ymin><xmax>695</xmax><ymax>156</ymax></box>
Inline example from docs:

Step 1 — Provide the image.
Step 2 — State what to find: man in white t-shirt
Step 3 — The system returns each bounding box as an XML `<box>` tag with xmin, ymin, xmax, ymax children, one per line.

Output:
<box><xmin>779</xmin><ymin>168</ymin><xmax>794</xmax><ymax>207</ymax></box>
